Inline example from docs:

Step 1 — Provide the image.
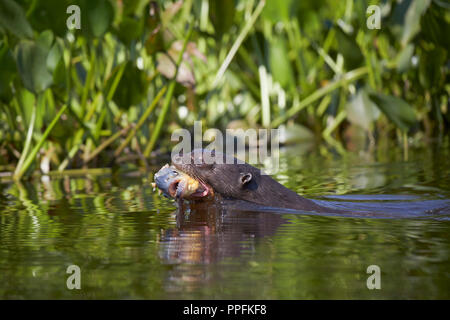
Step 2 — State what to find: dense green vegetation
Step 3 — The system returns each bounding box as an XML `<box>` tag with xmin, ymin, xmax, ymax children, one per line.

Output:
<box><xmin>0</xmin><ymin>0</ymin><xmax>448</xmax><ymax>179</ymax></box>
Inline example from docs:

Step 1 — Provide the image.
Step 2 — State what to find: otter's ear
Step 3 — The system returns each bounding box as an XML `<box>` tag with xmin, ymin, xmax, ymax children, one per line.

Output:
<box><xmin>239</xmin><ymin>172</ymin><xmax>252</xmax><ymax>186</ymax></box>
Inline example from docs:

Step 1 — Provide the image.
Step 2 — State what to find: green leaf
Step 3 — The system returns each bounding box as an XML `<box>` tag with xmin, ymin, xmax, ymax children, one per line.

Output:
<box><xmin>396</xmin><ymin>44</ymin><xmax>414</xmax><ymax>72</ymax></box>
<box><xmin>26</xmin><ymin>0</ymin><xmax>72</xmax><ymax>37</ymax></box>
<box><xmin>84</xmin><ymin>0</ymin><xmax>115</xmax><ymax>38</ymax></box>
<box><xmin>37</xmin><ymin>30</ymin><xmax>54</xmax><ymax>49</ymax></box>
<box><xmin>269</xmin><ymin>36</ymin><xmax>295</xmax><ymax>91</ymax></box>
<box><xmin>418</xmin><ymin>46</ymin><xmax>447</xmax><ymax>91</ymax></box>
<box><xmin>279</xmin><ymin>123</ymin><xmax>315</xmax><ymax>144</ymax></box>
<box><xmin>15</xmin><ymin>38</ymin><xmax>53</xmax><ymax>94</ymax></box>
<box><xmin>390</xmin><ymin>0</ymin><xmax>431</xmax><ymax>45</ymax></box>
<box><xmin>115</xmin><ymin>16</ymin><xmax>144</xmax><ymax>45</ymax></box>
<box><xmin>420</xmin><ymin>3</ymin><xmax>450</xmax><ymax>49</ymax></box>
<box><xmin>113</xmin><ymin>62</ymin><xmax>150</xmax><ymax>109</ymax></box>
<box><xmin>335</xmin><ymin>26</ymin><xmax>364</xmax><ymax>70</ymax></box>
<box><xmin>0</xmin><ymin>0</ymin><xmax>33</xmax><ymax>38</ymax></box>
<box><xmin>17</xmin><ymin>88</ymin><xmax>35</xmax><ymax>126</ymax></box>
<box><xmin>46</xmin><ymin>41</ymin><xmax>62</xmax><ymax>73</ymax></box>
<box><xmin>209</xmin><ymin>0</ymin><xmax>236</xmax><ymax>36</ymax></box>
<box><xmin>368</xmin><ymin>92</ymin><xmax>416</xmax><ymax>131</ymax></box>
<box><xmin>401</xmin><ymin>0</ymin><xmax>431</xmax><ymax>45</ymax></box>
<box><xmin>262</xmin><ymin>0</ymin><xmax>296</xmax><ymax>23</ymax></box>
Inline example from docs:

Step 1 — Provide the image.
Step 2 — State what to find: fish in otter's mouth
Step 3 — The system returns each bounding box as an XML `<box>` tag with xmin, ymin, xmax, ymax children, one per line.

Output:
<box><xmin>153</xmin><ymin>164</ymin><xmax>213</xmax><ymax>200</ymax></box>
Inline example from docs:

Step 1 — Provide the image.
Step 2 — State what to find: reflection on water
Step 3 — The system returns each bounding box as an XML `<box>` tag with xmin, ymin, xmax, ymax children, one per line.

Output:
<box><xmin>0</xmin><ymin>140</ymin><xmax>449</xmax><ymax>299</ymax></box>
<box><xmin>160</xmin><ymin>202</ymin><xmax>285</xmax><ymax>265</ymax></box>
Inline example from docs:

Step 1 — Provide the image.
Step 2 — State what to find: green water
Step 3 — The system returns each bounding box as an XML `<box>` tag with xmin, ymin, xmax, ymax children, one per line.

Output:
<box><xmin>0</xmin><ymin>141</ymin><xmax>449</xmax><ymax>299</ymax></box>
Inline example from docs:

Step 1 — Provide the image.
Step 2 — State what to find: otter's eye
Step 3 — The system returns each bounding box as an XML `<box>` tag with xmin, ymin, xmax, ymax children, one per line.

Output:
<box><xmin>240</xmin><ymin>172</ymin><xmax>252</xmax><ymax>186</ymax></box>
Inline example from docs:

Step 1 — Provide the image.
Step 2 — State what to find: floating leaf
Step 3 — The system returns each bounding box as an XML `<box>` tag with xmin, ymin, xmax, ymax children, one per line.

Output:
<box><xmin>368</xmin><ymin>92</ymin><xmax>416</xmax><ymax>131</ymax></box>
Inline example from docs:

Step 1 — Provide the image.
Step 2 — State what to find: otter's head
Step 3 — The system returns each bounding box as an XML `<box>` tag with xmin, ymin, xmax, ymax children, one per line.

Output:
<box><xmin>154</xmin><ymin>163</ymin><xmax>213</xmax><ymax>200</ymax></box>
<box><xmin>171</xmin><ymin>149</ymin><xmax>261</xmax><ymax>201</ymax></box>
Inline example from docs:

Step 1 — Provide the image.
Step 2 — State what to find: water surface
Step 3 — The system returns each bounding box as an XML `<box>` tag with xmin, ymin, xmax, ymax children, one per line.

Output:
<box><xmin>0</xmin><ymin>141</ymin><xmax>449</xmax><ymax>299</ymax></box>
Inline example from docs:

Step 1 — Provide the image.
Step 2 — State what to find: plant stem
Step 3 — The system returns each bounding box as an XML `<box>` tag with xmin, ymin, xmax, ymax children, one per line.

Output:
<box><xmin>115</xmin><ymin>85</ymin><xmax>167</xmax><ymax>157</ymax></box>
<box><xmin>13</xmin><ymin>97</ymin><xmax>37</xmax><ymax>180</ymax></box>
<box><xmin>14</xmin><ymin>103</ymin><xmax>68</xmax><ymax>180</ymax></box>
<box><xmin>271</xmin><ymin>67</ymin><xmax>368</xmax><ymax>127</ymax></box>
<box><xmin>211</xmin><ymin>0</ymin><xmax>265</xmax><ymax>89</ymax></box>
<box><xmin>84</xmin><ymin>125</ymin><xmax>131</xmax><ymax>163</ymax></box>
<box><xmin>143</xmin><ymin>23</ymin><xmax>194</xmax><ymax>157</ymax></box>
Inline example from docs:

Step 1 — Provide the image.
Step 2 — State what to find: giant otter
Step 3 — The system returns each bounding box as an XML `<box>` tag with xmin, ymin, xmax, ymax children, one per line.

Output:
<box><xmin>154</xmin><ymin>149</ymin><xmax>341</xmax><ymax>213</ymax></box>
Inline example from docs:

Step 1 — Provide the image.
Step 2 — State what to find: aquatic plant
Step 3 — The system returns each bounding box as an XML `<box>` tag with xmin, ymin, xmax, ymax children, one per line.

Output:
<box><xmin>0</xmin><ymin>0</ymin><xmax>448</xmax><ymax>179</ymax></box>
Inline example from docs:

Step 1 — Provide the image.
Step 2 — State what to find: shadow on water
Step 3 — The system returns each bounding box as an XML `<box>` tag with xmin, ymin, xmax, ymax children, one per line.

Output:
<box><xmin>0</xmin><ymin>139</ymin><xmax>449</xmax><ymax>299</ymax></box>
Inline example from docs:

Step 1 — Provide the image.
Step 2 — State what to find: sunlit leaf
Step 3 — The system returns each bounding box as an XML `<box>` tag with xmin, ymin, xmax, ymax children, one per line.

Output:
<box><xmin>269</xmin><ymin>36</ymin><xmax>295</xmax><ymax>91</ymax></box>
<box><xmin>401</xmin><ymin>0</ymin><xmax>431</xmax><ymax>45</ymax></box>
<box><xmin>262</xmin><ymin>0</ymin><xmax>296</xmax><ymax>23</ymax></box>
<box><xmin>17</xmin><ymin>88</ymin><xmax>35</xmax><ymax>126</ymax></box>
<box><xmin>46</xmin><ymin>41</ymin><xmax>62</xmax><ymax>73</ymax></box>
<box><xmin>157</xmin><ymin>40</ymin><xmax>197</xmax><ymax>88</ymax></box>
<box><xmin>279</xmin><ymin>123</ymin><xmax>315</xmax><ymax>144</ymax></box>
<box><xmin>396</xmin><ymin>44</ymin><xmax>414</xmax><ymax>72</ymax></box>
<box><xmin>37</xmin><ymin>30</ymin><xmax>54</xmax><ymax>50</ymax></box>
<box><xmin>390</xmin><ymin>0</ymin><xmax>431</xmax><ymax>45</ymax></box>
